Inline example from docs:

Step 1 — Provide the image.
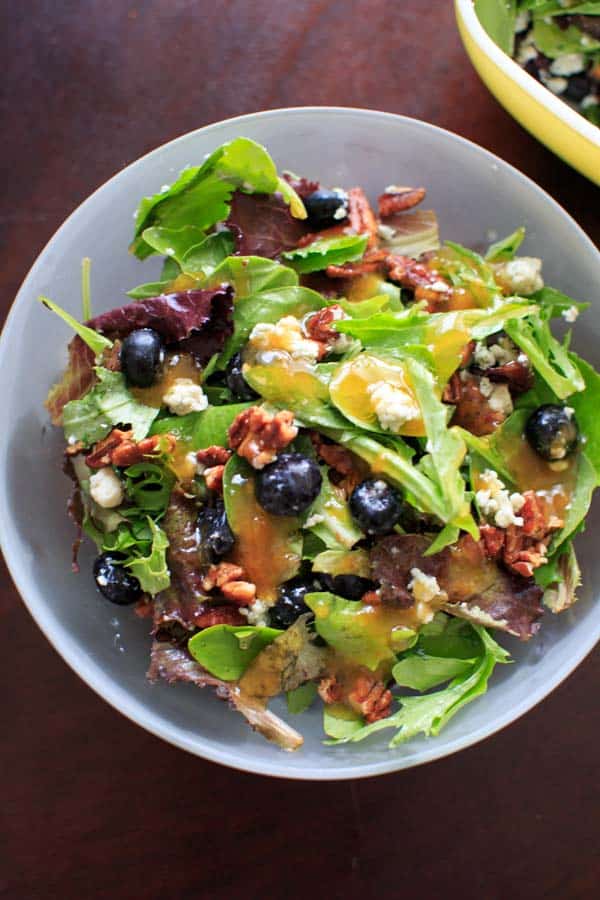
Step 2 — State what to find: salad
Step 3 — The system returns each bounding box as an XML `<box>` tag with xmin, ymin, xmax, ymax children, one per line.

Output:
<box><xmin>42</xmin><ymin>137</ymin><xmax>599</xmax><ymax>751</ymax></box>
<box><xmin>475</xmin><ymin>0</ymin><xmax>600</xmax><ymax>125</ymax></box>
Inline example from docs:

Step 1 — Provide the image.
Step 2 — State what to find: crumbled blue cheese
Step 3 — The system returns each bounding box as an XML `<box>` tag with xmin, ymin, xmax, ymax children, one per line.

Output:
<box><xmin>582</xmin><ymin>95</ymin><xmax>599</xmax><ymax>111</ymax></box>
<box><xmin>478</xmin><ymin>379</ymin><xmax>513</xmax><ymax>417</ymax></box>
<box><xmin>473</xmin><ymin>337</ymin><xmax>519</xmax><ymax>369</ymax></box>
<box><xmin>304</xmin><ymin>512</ymin><xmax>325</xmax><ymax>528</ymax></box>
<box><xmin>240</xmin><ymin>599</ymin><xmax>270</xmax><ymax>627</ymax></box>
<box><xmin>516</xmin><ymin>39</ymin><xmax>538</xmax><ymax>66</ymax></box>
<box><xmin>407</xmin><ymin>568</ymin><xmax>445</xmax><ymax>623</ymax></box>
<box><xmin>562</xmin><ymin>305</ymin><xmax>579</xmax><ymax>323</ymax></box>
<box><xmin>333</xmin><ymin>204</ymin><xmax>348</xmax><ymax>220</ymax></box>
<box><xmin>550</xmin><ymin>53</ymin><xmax>585</xmax><ymax>77</ymax></box>
<box><xmin>249</xmin><ymin>316</ymin><xmax>321</xmax><ymax>362</ymax></box>
<box><xmin>475</xmin><ymin>469</ymin><xmax>525</xmax><ymax>529</ymax></box>
<box><xmin>162</xmin><ymin>378</ymin><xmax>208</xmax><ymax>415</ymax></box>
<box><xmin>367</xmin><ymin>381</ymin><xmax>419</xmax><ymax>433</ymax></box>
<box><xmin>540</xmin><ymin>72</ymin><xmax>568</xmax><ymax>95</ymax></box>
<box><xmin>493</xmin><ymin>257</ymin><xmax>544</xmax><ymax>295</ymax></box>
<box><xmin>514</xmin><ymin>9</ymin><xmax>530</xmax><ymax>33</ymax></box>
<box><xmin>89</xmin><ymin>467</ymin><xmax>124</xmax><ymax>509</ymax></box>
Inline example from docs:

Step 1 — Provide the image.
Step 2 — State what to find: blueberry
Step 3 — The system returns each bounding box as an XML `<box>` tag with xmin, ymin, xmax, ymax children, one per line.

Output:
<box><xmin>225</xmin><ymin>351</ymin><xmax>258</xmax><ymax>401</ymax></box>
<box><xmin>330</xmin><ymin>574</ymin><xmax>376</xmax><ymax>601</ymax></box>
<box><xmin>268</xmin><ymin>577</ymin><xmax>319</xmax><ymax>629</ymax></box>
<box><xmin>93</xmin><ymin>553</ymin><xmax>142</xmax><ymax>605</ymax></box>
<box><xmin>564</xmin><ymin>75</ymin><xmax>590</xmax><ymax>103</ymax></box>
<box><xmin>525</xmin><ymin>404</ymin><xmax>579</xmax><ymax>461</ymax></box>
<box><xmin>197</xmin><ymin>499</ymin><xmax>235</xmax><ymax>558</ymax></box>
<box><xmin>350</xmin><ymin>478</ymin><xmax>403</xmax><ymax>535</ymax></box>
<box><xmin>255</xmin><ymin>453</ymin><xmax>322</xmax><ymax>516</ymax></box>
<box><xmin>120</xmin><ymin>328</ymin><xmax>165</xmax><ymax>388</ymax></box>
<box><xmin>304</xmin><ymin>189</ymin><xmax>349</xmax><ymax>229</ymax></box>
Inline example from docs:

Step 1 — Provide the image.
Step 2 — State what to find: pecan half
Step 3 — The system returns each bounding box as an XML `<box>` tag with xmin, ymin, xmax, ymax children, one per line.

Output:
<box><xmin>378</xmin><ymin>186</ymin><xmax>426</xmax><ymax>217</ymax></box>
<box><xmin>326</xmin><ymin>248</ymin><xmax>388</xmax><ymax>278</ymax></box>
<box><xmin>111</xmin><ymin>433</ymin><xmax>176</xmax><ymax>467</ymax></box>
<box><xmin>228</xmin><ymin>406</ymin><xmax>298</xmax><ymax>470</ymax></box>
<box><xmin>347</xmin><ymin>187</ymin><xmax>378</xmax><ymax>249</ymax></box>
<box><xmin>318</xmin><ymin>676</ymin><xmax>344</xmax><ymax>705</ymax></box>
<box><xmin>201</xmin><ymin>562</ymin><xmax>257</xmax><ymax>607</ymax></box>
<box><xmin>347</xmin><ymin>674</ymin><xmax>393</xmax><ymax>723</ymax></box>
<box><xmin>85</xmin><ymin>428</ymin><xmax>134</xmax><ymax>468</ymax></box>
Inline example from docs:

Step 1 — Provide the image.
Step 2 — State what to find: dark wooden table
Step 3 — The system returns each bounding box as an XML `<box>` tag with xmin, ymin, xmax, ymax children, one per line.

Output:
<box><xmin>2</xmin><ymin>3</ymin><xmax>599</xmax><ymax>898</ymax></box>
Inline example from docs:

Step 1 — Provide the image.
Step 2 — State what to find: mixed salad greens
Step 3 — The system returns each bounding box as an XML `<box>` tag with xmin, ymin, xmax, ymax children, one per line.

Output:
<box><xmin>42</xmin><ymin>137</ymin><xmax>599</xmax><ymax>751</ymax></box>
<box><xmin>475</xmin><ymin>0</ymin><xmax>600</xmax><ymax>125</ymax></box>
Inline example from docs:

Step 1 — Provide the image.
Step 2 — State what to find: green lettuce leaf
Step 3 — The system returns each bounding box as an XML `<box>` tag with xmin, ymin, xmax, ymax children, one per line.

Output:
<box><xmin>532</xmin><ymin>286</ymin><xmax>589</xmax><ymax>319</ymax></box>
<box><xmin>281</xmin><ymin>234</ymin><xmax>368</xmax><ymax>274</ymax></box>
<box><xmin>475</xmin><ymin>0</ymin><xmax>517</xmax><ymax>54</ymax></box>
<box><xmin>188</xmin><ymin>624</ymin><xmax>282</xmax><ymax>681</ymax></box>
<box><xmin>125</xmin><ymin>518</ymin><xmax>170</xmax><ymax>594</ymax></box>
<box><xmin>532</xmin><ymin>17</ymin><xmax>600</xmax><ymax>57</ymax></box>
<box><xmin>505</xmin><ymin>315</ymin><xmax>585</xmax><ymax>399</ymax></box>
<box><xmin>303</xmin><ymin>469</ymin><xmax>364</xmax><ymax>550</ymax></box>
<box><xmin>305</xmin><ymin>591</ymin><xmax>415</xmax><ymax>670</ymax></box>
<box><xmin>485</xmin><ymin>226</ymin><xmax>525</xmax><ymax>262</ymax></box>
<box><xmin>566</xmin><ymin>354</ymin><xmax>600</xmax><ymax>482</ymax></box>
<box><xmin>123</xmin><ymin>461</ymin><xmax>175</xmax><ymax>513</ymax></box>
<box><xmin>39</xmin><ymin>296</ymin><xmax>112</xmax><ymax>356</ymax></box>
<box><xmin>63</xmin><ymin>367</ymin><xmax>158</xmax><ymax>444</ymax></box>
<box><xmin>131</xmin><ymin>137</ymin><xmax>303</xmax><ymax>259</ymax></box>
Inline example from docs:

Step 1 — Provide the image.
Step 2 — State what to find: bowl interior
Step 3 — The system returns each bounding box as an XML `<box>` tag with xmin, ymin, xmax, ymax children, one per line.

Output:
<box><xmin>1</xmin><ymin>108</ymin><xmax>599</xmax><ymax>779</ymax></box>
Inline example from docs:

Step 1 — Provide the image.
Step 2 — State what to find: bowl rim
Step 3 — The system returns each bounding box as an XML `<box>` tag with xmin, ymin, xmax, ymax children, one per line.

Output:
<box><xmin>1</xmin><ymin>106</ymin><xmax>599</xmax><ymax>780</ymax></box>
<box><xmin>455</xmin><ymin>0</ymin><xmax>600</xmax><ymax>150</ymax></box>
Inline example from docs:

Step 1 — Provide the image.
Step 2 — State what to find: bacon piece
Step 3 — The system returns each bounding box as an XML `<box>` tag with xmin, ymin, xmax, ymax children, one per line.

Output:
<box><xmin>347</xmin><ymin>187</ymin><xmax>378</xmax><ymax>249</ymax></box>
<box><xmin>310</xmin><ymin>432</ymin><xmax>365</xmax><ymax>497</ymax></box>
<box><xmin>378</xmin><ymin>186</ymin><xmax>426</xmax><ymax>217</ymax></box>
<box><xmin>196</xmin><ymin>445</ymin><xmax>232</xmax><ymax>468</ymax></box>
<box><xmin>228</xmin><ymin>406</ymin><xmax>298</xmax><ymax>470</ymax></box>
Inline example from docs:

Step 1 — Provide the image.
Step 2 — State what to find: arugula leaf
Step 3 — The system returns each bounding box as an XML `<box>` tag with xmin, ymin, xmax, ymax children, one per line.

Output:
<box><xmin>286</xmin><ymin>682</ymin><xmax>318</xmax><ymax>714</ymax></box>
<box><xmin>131</xmin><ymin>138</ymin><xmax>301</xmax><ymax>259</ymax></box>
<box><xmin>532</xmin><ymin>17</ymin><xmax>600</xmax><ymax>57</ymax></box>
<box><xmin>335</xmin><ymin>626</ymin><xmax>510</xmax><ymax>747</ymax></box>
<box><xmin>39</xmin><ymin>296</ymin><xmax>112</xmax><ymax>356</ymax></box>
<box><xmin>475</xmin><ymin>0</ymin><xmax>517</xmax><ymax>54</ymax></box>
<box><xmin>304</xmin><ymin>469</ymin><xmax>364</xmax><ymax>550</ymax></box>
<box><xmin>485</xmin><ymin>226</ymin><xmax>525</xmax><ymax>262</ymax></box>
<box><xmin>63</xmin><ymin>367</ymin><xmax>158</xmax><ymax>444</ymax></box>
<box><xmin>505</xmin><ymin>316</ymin><xmax>585</xmax><ymax>399</ymax></box>
<box><xmin>281</xmin><ymin>234</ymin><xmax>368</xmax><ymax>274</ymax></box>
<box><xmin>305</xmin><ymin>592</ymin><xmax>415</xmax><ymax>670</ymax></box>
<box><xmin>125</xmin><ymin>518</ymin><xmax>170</xmax><ymax>595</ymax></box>
<box><xmin>188</xmin><ymin>624</ymin><xmax>282</xmax><ymax>681</ymax></box>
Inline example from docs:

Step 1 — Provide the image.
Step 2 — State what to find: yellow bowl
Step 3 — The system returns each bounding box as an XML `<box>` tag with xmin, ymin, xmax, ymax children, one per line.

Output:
<box><xmin>455</xmin><ymin>0</ymin><xmax>600</xmax><ymax>185</ymax></box>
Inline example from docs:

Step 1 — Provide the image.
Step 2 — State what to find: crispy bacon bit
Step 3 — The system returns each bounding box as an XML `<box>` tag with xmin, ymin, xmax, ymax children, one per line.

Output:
<box><xmin>378</xmin><ymin>186</ymin><xmax>426</xmax><ymax>217</ymax></box>
<box><xmin>305</xmin><ymin>305</ymin><xmax>346</xmax><ymax>343</ymax></box>
<box><xmin>85</xmin><ymin>428</ymin><xmax>134</xmax><ymax>468</ymax></box>
<box><xmin>347</xmin><ymin>187</ymin><xmax>378</xmax><ymax>249</ymax></box>
<box><xmin>318</xmin><ymin>676</ymin><xmax>344</xmax><ymax>705</ymax></box>
<box><xmin>110</xmin><ymin>433</ymin><xmax>177</xmax><ymax>467</ymax></box>
<box><xmin>443</xmin><ymin>372</ymin><xmax>506</xmax><ymax>436</ymax></box>
<box><xmin>325</xmin><ymin>248</ymin><xmax>388</xmax><ymax>278</ymax></box>
<box><xmin>348</xmin><ymin>674</ymin><xmax>393</xmax><ymax>723</ymax></box>
<box><xmin>195</xmin><ymin>605</ymin><xmax>247</xmax><ymax>628</ymax></box>
<box><xmin>196</xmin><ymin>445</ymin><xmax>232</xmax><ymax>468</ymax></box>
<box><xmin>201</xmin><ymin>562</ymin><xmax>257</xmax><ymax>606</ymax></box>
<box><xmin>228</xmin><ymin>406</ymin><xmax>298</xmax><ymax>470</ymax></box>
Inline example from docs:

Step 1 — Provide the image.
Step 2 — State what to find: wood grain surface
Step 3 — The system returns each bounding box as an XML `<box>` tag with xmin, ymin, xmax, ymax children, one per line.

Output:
<box><xmin>2</xmin><ymin>3</ymin><xmax>599</xmax><ymax>899</ymax></box>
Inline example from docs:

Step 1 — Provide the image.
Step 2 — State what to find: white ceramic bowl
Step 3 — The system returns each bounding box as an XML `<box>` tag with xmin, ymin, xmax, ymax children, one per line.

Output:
<box><xmin>1</xmin><ymin>108</ymin><xmax>599</xmax><ymax>779</ymax></box>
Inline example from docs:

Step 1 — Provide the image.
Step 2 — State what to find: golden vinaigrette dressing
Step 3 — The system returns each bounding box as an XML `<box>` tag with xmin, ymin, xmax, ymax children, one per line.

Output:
<box><xmin>228</xmin><ymin>473</ymin><xmax>301</xmax><ymax>601</ymax></box>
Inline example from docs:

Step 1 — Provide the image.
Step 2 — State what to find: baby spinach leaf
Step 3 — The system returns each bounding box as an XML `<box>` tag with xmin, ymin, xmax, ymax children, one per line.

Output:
<box><xmin>281</xmin><ymin>233</ymin><xmax>368</xmax><ymax>274</ymax></box>
<box><xmin>188</xmin><ymin>625</ymin><xmax>282</xmax><ymax>681</ymax></box>
<box><xmin>286</xmin><ymin>682</ymin><xmax>318</xmax><ymax>714</ymax></box>
<box><xmin>392</xmin><ymin>654</ymin><xmax>476</xmax><ymax>692</ymax></box>
<box><xmin>181</xmin><ymin>231</ymin><xmax>235</xmax><ymax>276</ymax></box>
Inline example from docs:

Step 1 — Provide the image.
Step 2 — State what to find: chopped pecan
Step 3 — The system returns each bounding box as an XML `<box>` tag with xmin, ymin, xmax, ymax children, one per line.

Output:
<box><xmin>196</xmin><ymin>445</ymin><xmax>232</xmax><ymax>468</ymax></box>
<box><xmin>66</xmin><ymin>440</ymin><xmax>85</xmax><ymax>457</ymax></box>
<box><xmin>204</xmin><ymin>465</ymin><xmax>226</xmax><ymax>494</ymax></box>
<box><xmin>347</xmin><ymin>187</ymin><xmax>378</xmax><ymax>249</ymax></box>
<box><xmin>444</xmin><ymin>372</ymin><xmax>506</xmax><ymax>436</ymax></box>
<box><xmin>378</xmin><ymin>186</ymin><xmax>426</xmax><ymax>217</ymax></box>
<box><xmin>304</xmin><ymin>304</ymin><xmax>346</xmax><ymax>343</ymax></box>
<box><xmin>195</xmin><ymin>605</ymin><xmax>247</xmax><ymax>628</ymax></box>
<box><xmin>326</xmin><ymin>249</ymin><xmax>388</xmax><ymax>278</ymax></box>
<box><xmin>480</xmin><ymin>358</ymin><xmax>534</xmax><ymax>395</ymax></box>
<box><xmin>479</xmin><ymin>493</ymin><xmax>563</xmax><ymax>578</ymax></box>
<box><xmin>85</xmin><ymin>428</ymin><xmax>134</xmax><ymax>468</ymax></box>
<box><xmin>318</xmin><ymin>676</ymin><xmax>344</xmax><ymax>705</ymax></box>
<box><xmin>310</xmin><ymin>432</ymin><xmax>365</xmax><ymax>497</ymax></box>
<box><xmin>228</xmin><ymin>406</ymin><xmax>298</xmax><ymax>470</ymax></box>
<box><xmin>347</xmin><ymin>674</ymin><xmax>392</xmax><ymax>724</ymax></box>
<box><xmin>111</xmin><ymin>433</ymin><xmax>176</xmax><ymax>467</ymax></box>
<box><xmin>221</xmin><ymin>581</ymin><xmax>257</xmax><ymax>605</ymax></box>
<box><xmin>480</xmin><ymin>524</ymin><xmax>505</xmax><ymax>560</ymax></box>
<box><xmin>102</xmin><ymin>339</ymin><xmax>122</xmax><ymax>372</ymax></box>
<box><xmin>385</xmin><ymin>255</ymin><xmax>452</xmax><ymax>310</ymax></box>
